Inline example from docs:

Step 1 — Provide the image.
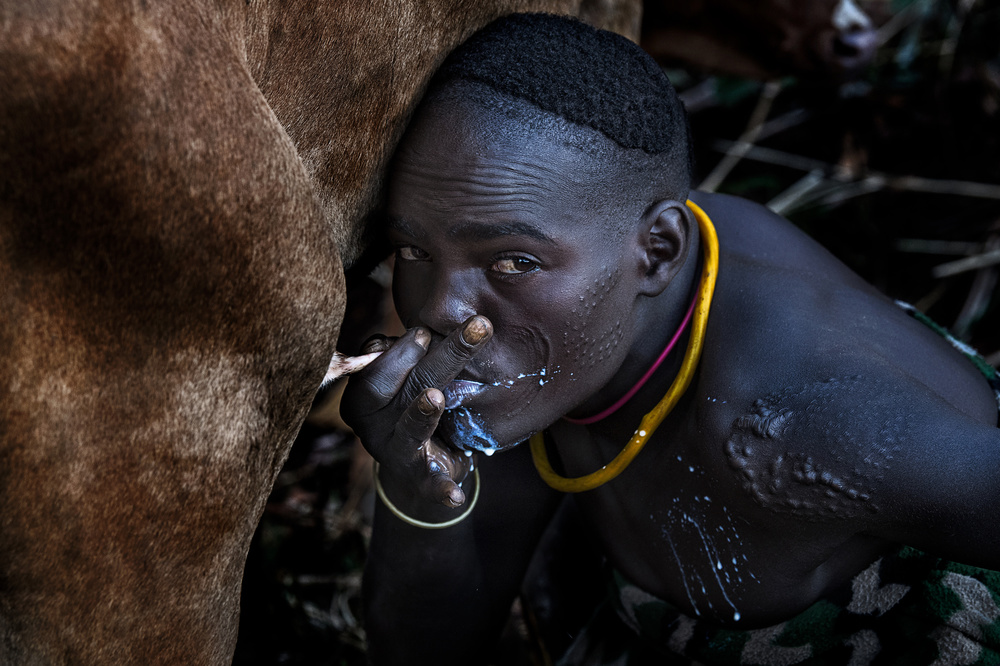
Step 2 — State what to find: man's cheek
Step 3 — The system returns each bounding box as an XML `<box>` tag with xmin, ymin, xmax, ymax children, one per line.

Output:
<box><xmin>558</xmin><ymin>302</ymin><xmax>628</xmax><ymax>371</ymax></box>
<box><xmin>563</xmin><ymin>319</ymin><xmax>628</xmax><ymax>371</ymax></box>
<box><xmin>391</xmin><ymin>282</ymin><xmax>420</xmax><ymax>325</ymax></box>
<box><xmin>552</xmin><ymin>267</ymin><xmax>627</xmax><ymax>367</ymax></box>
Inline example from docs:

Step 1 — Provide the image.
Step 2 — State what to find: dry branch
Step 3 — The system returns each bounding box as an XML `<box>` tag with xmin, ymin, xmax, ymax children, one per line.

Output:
<box><xmin>699</xmin><ymin>81</ymin><xmax>783</xmax><ymax>192</ymax></box>
<box><xmin>709</xmin><ymin>142</ymin><xmax>1000</xmax><ymax>202</ymax></box>
<box><xmin>932</xmin><ymin>249</ymin><xmax>1000</xmax><ymax>278</ymax></box>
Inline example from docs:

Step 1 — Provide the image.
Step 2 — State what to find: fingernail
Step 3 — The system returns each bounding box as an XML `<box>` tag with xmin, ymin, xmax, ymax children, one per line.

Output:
<box><xmin>361</xmin><ymin>336</ymin><xmax>387</xmax><ymax>354</ymax></box>
<box><xmin>446</xmin><ymin>486</ymin><xmax>465</xmax><ymax>508</ymax></box>
<box><xmin>419</xmin><ymin>390</ymin><xmax>442</xmax><ymax>415</ymax></box>
<box><xmin>414</xmin><ymin>328</ymin><xmax>431</xmax><ymax>349</ymax></box>
<box><xmin>462</xmin><ymin>316</ymin><xmax>490</xmax><ymax>345</ymax></box>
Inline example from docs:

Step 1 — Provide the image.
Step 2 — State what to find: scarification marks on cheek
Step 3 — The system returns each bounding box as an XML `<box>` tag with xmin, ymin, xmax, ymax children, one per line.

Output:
<box><xmin>724</xmin><ymin>376</ymin><xmax>905</xmax><ymax>521</ymax></box>
<box><xmin>564</xmin><ymin>320</ymin><xmax>626</xmax><ymax>370</ymax></box>
<box><xmin>562</xmin><ymin>267</ymin><xmax>628</xmax><ymax>369</ymax></box>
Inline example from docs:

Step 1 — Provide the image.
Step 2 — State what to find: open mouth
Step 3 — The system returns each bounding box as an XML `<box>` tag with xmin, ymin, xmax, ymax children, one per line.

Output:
<box><xmin>442</xmin><ymin>380</ymin><xmax>488</xmax><ymax>409</ymax></box>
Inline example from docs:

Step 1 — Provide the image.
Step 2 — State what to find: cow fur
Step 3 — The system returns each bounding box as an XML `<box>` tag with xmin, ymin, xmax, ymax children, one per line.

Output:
<box><xmin>0</xmin><ymin>1</ymin><xmax>639</xmax><ymax>663</ymax></box>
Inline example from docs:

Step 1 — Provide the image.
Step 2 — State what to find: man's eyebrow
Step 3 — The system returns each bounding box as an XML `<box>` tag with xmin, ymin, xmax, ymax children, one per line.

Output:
<box><xmin>387</xmin><ymin>217</ymin><xmax>424</xmax><ymax>239</ymax></box>
<box><xmin>447</xmin><ymin>220</ymin><xmax>555</xmax><ymax>244</ymax></box>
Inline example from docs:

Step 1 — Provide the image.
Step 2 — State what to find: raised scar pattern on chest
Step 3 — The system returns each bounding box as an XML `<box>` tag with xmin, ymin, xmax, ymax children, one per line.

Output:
<box><xmin>724</xmin><ymin>376</ymin><xmax>906</xmax><ymax>521</ymax></box>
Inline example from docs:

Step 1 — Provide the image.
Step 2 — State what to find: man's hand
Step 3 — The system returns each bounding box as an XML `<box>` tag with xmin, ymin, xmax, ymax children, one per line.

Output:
<box><xmin>341</xmin><ymin>315</ymin><xmax>493</xmax><ymax>510</ymax></box>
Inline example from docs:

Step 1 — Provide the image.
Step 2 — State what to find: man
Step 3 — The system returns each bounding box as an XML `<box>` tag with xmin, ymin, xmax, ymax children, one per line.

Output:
<box><xmin>342</xmin><ymin>13</ymin><xmax>1000</xmax><ymax>665</ymax></box>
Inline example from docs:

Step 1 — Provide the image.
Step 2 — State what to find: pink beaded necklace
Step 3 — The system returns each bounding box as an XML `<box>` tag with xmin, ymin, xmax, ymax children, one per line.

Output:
<box><xmin>562</xmin><ymin>291</ymin><xmax>699</xmax><ymax>425</ymax></box>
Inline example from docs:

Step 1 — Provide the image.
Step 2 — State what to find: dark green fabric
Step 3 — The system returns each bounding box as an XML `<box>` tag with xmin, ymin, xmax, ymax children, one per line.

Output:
<box><xmin>560</xmin><ymin>548</ymin><xmax>1000</xmax><ymax>665</ymax></box>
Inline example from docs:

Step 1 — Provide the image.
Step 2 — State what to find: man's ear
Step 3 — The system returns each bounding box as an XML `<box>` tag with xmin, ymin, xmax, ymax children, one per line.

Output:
<box><xmin>637</xmin><ymin>200</ymin><xmax>694</xmax><ymax>297</ymax></box>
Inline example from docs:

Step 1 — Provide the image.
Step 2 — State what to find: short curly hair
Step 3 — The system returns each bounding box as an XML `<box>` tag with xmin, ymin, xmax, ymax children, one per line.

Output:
<box><xmin>420</xmin><ymin>12</ymin><xmax>693</xmax><ymax>200</ymax></box>
<box><xmin>433</xmin><ymin>13</ymin><xmax>686</xmax><ymax>155</ymax></box>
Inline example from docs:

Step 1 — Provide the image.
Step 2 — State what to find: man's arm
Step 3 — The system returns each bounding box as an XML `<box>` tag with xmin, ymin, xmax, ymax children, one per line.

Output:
<box><xmin>730</xmin><ymin>364</ymin><xmax>1000</xmax><ymax>570</ymax></box>
<box><xmin>872</xmin><ymin>389</ymin><xmax>1000</xmax><ymax>570</ymax></box>
<box><xmin>364</xmin><ymin>443</ymin><xmax>562</xmax><ymax>665</ymax></box>
<box><xmin>339</xmin><ymin>317</ymin><xmax>564</xmax><ymax>663</ymax></box>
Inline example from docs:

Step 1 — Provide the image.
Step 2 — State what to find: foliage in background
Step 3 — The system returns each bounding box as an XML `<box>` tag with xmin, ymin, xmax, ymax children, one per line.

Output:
<box><xmin>679</xmin><ymin>0</ymin><xmax>999</xmax><ymax>348</ymax></box>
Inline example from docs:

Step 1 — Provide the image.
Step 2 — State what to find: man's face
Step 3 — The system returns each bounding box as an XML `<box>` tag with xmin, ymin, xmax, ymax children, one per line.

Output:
<box><xmin>387</xmin><ymin>103</ymin><xmax>646</xmax><ymax>453</ymax></box>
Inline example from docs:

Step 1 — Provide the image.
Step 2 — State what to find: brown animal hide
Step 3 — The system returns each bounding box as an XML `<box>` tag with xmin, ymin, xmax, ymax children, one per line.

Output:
<box><xmin>642</xmin><ymin>0</ymin><xmax>878</xmax><ymax>79</ymax></box>
<box><xmin>0</xmin><ymin>1</ymin><xmax>638</xmax><ymax>663</ymax></box>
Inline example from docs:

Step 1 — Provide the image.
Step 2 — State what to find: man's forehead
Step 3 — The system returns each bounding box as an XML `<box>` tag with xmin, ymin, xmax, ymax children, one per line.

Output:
<box><xmin>391</xmin><ymin>108</ymin><xmax>590</xmax><ymax>208</ymax></box>
<box><xmin>388</xmin><ymin>97</ymin><xmax>631</xmax><ymax>239</ymax></box>
<box><xmin>388</xmin><ymin>215</ymin><xmax>556</xmax><ymax>245</ymax></box>
<box><xmin>388</xmin><ymin>126</ymin><xmax>573</xmax><ymax>246</ymax></box>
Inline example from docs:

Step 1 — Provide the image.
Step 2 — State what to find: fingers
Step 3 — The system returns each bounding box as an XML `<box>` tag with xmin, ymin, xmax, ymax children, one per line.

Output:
<box><xmin>343</xmin><ymin>317</ymin><xmax>489</xmax><ymax>511</ymax></box>
<box><xmin>421</xmin><ymin>437</ymin><xmax>472</xmax><ymax>508</ymax></box>
<box><xmin>425</xmin><ymin>470</ymin><xmax>466</xmax><ymax>508</ymax></box>
<box><xmin>402</xmin><ymin>315</ymin><xmax>493</xmax><ymax>403</ymax></box>
<box><xmin>395</xmin><ymin>388</ymin><xmax>446</xmax><ymax>454</ymax></box>
<box><xmin>356</xmin><ymin>328</ymin><xmax>431</xmax><ymax>401</ymax></box>
<box><xmin>384</xmin><ymin>395</ymin><xmax>473</xmax><ymax>507</ymax></box>
<box><xmin>360</xmin><ymin>335</ymin><xmax>393</xmax><ymax>355</ymax></box>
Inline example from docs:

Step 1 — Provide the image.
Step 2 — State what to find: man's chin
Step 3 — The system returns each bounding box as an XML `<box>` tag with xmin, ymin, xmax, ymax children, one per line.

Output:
<box><xmin>438</xmin><ymin>406</ymin><xmax>534</xmax><ymax>457</ymax></box>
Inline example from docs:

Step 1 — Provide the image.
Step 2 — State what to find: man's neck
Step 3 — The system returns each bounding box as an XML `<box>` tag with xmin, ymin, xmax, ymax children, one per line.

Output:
<box><xmin>564</xmin><ymin>219</ymin><xmax>704</xmax><ymax>425</ymax></box>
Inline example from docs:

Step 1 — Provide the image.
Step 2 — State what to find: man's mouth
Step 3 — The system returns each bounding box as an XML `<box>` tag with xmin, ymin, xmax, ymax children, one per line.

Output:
<box><xmin>442</xmin><ymin>380</ymin><xmax>488</xmax><ymax>409</ymax></box>
<box><xmin>444</xmin><ymin>406</ymin><xmax>501</xmax><ymax>456</ymax></box>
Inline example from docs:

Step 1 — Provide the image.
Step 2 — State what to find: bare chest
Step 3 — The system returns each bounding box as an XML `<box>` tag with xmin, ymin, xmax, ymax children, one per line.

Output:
<box><xmin>554</xmin><ymin>423</ymin><xmax>883</xmax><ymax>627</ymax></box>
<box><xmin>578</xmin><ymin>440</ymin><xmax>760</xmax><ymax>623</ymax></box>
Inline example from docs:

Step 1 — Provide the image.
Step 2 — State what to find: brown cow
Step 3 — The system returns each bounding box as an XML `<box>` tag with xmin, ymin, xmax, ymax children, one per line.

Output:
<box><xmin>642</xmin><ymin>0</ymin><xmax>878</xmax><ymax>78</ymax></box>
<box><xmin>1</xmin><ymin>0</ymin><xmax>877</xmax><ymax>661</ymax></box>
<box><xmin>0</xmin><ymin>2</ymin><xmax>639</xmax><ymax>663</ymax></box>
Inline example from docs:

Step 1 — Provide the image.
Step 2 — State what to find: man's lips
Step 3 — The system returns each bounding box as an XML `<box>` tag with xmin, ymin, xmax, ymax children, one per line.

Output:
<box><xmin>444</xmin><ymin>363</ymin><xmax>561</xmax><ymax>408</ymax></box>
<box><xmin>442</xmin><ymin>379</ymin><xmax>487</xmax><ymax>409</ymax></box>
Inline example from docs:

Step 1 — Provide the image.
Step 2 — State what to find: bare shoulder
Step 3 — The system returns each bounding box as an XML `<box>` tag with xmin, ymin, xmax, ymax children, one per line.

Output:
<box><xmin>689</xmin><ymin>191</ymin><xmax>870</xmax><ymax>284</ymax></box>
<box><xmin>716</xmin><ymin>363</ymin><xmax>1000</xmax><ymax>560</ymax></box>
<box><xmin>720</xmin><ymin>369</ymin><xmax>920</xmax><ymax>524</ymax></box>
<box><xmin>692</xmin><ymin>190</ymin><xmax>996</xmax><ymax>424</ymax></box>
<box><xmin>688</xmin><ymin>192</ymin><xmax>1000</xmax><ymax>560</ymax></box>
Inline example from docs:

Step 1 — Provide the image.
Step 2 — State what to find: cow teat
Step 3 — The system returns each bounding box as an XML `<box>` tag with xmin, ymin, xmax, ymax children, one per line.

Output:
<box><xmin>322</xmin><ymin>351</ymin><xmax>383</xmax><ymax>386</ymax></box>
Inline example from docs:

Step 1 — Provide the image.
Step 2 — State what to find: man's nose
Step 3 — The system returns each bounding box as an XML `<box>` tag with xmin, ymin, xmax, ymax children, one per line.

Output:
<box><xmin>417</xmin><ymin>269</ymin><xmax>479</xmax><ymax>337</ymax></box>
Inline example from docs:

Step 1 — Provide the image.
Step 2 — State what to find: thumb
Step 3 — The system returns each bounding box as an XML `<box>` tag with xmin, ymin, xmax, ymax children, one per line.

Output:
<box><xmin>426</xmin><ymin>462</ymin><xmax>467</xmax><ymax>508</ymax></box>
<box><xmin>421</xmin><ymin>437</ymin><xmax>473</xmax><ymax>508</ymax></box>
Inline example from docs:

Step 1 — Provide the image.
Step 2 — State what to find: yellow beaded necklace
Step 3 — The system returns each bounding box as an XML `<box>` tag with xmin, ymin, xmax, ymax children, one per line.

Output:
<box><xmin>530</xmin><ymin>200</ymin><xmax>719</xmax><ymax>493</ymax></box>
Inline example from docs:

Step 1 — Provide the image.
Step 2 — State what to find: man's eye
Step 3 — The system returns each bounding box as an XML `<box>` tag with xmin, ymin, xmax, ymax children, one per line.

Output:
<box><xmin>397</xmin><ymin>246</ymin><xmax>429</xmax><ymax>261</ymax></box>
<box><xmin>492</xmin><ymin>257</ymin><xmax>539</xmax><ymax>275</ymax></box>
